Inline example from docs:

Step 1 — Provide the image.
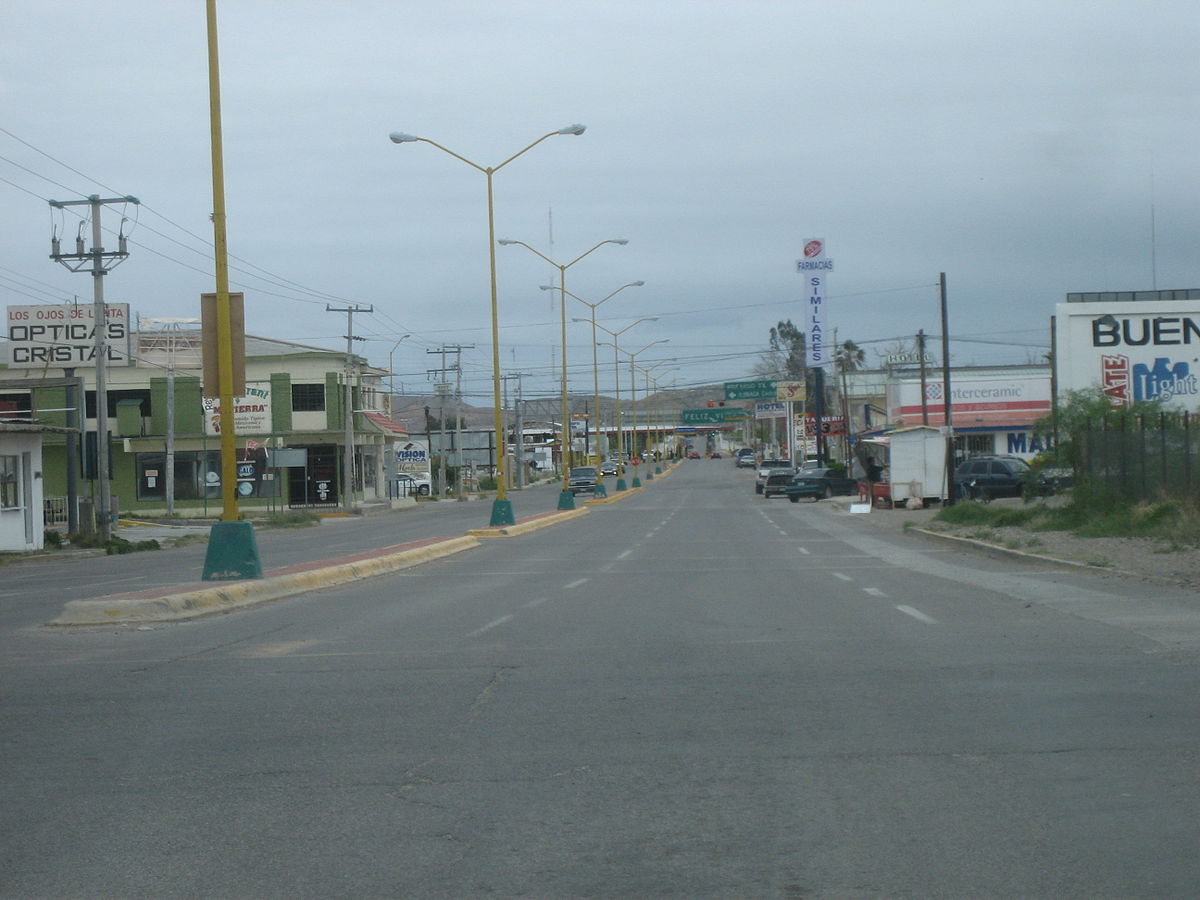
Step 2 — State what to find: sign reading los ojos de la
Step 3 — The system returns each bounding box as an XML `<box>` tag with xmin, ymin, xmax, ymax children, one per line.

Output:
<box><xmin>1055</xmin><ymin>300</ymin><xmax>1200</xmax><ymax>411</ymax></box>
<box><xmin>6</xmin><ymin>303</ymin><xmax>133</xmax><ymax>366</ymax></box>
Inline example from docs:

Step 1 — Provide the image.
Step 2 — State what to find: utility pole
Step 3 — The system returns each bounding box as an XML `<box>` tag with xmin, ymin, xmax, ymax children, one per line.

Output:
<box><xmin>328</xmin><ymin>304</ymin><xmax>372</xmax><ymax>511</ymax></box>
<box><xmin>918</xmin><ymin>329</ymin><xmax>929</xmax><ymax>426</ymax></box>
<box><xmin>502</xmin><ymin>371</ymin><xmax>532</xmax><ymax>488</ymax></box>
<box><xmin>428</xmin><ymin>345</ymin><xmax>473</xmax><ymax>500</ymax></box>
<box><xmin>49</xmin><ymin>194</ymin><xmax>138</xmax><ymax>542</ymax></box>
<box><xmin>939</xmin><ymin>272</ymin><xmax>955</xmax><ymax>505</ymax></box>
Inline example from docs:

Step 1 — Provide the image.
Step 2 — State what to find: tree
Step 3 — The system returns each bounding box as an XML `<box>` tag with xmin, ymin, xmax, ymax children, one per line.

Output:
<box><xmin>835</xmin><ymin>339</ymin><xmax>865</xmax><ymax>373</ymax></box>
<box><xmin>1032</xmin><ymin>387</ymin><xmax>1162</xmax><ymax>469</ymax></box>
<box><xmin>768</xmin><ymin>320</ymin><xmax>806</xmax><ymax>379</ymax></box>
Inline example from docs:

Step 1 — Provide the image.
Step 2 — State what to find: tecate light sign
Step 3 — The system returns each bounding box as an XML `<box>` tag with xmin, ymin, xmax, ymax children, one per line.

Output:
<box><xmin>1056</xmin><ymin>302</ymin><xmax>1200</xmax><ymax>410</ymax></box>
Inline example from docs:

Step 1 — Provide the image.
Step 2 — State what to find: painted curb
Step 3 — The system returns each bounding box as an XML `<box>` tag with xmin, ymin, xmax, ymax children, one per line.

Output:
<box><xmin>468</xmin><ymin>506</ymin><xmax>589</xmax><ymax>538</ymax></box>
<box><xmin>49</xmin><ymin>535</ymin><xmax>481</xmax><ymax>626</ymax></box>
<box><xmin>585</xmin><ymin>487</ymin><xmax>643</xmax><ymax>505</ymax></box>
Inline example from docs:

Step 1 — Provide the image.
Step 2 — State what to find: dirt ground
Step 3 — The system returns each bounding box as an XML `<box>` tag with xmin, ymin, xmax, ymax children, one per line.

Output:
<box><xmin>830</xmin><ymin>495</ymin><xmax>1200</xmax><ymax>592</ymax></box>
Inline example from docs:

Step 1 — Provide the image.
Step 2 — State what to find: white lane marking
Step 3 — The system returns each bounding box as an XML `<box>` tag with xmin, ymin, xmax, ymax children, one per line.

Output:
<box><xmin>618</xmin><ymin>550</ymin><xmax>632</xmax><ymax>560</ymax></box>
<box><xmin>467</xmin><ymin>614</ymin><xmax>514</xmax><ymax>638</ymax></box>
<box><xmin>863</xmin><ymin>587</ymin><xmax>887</xmax><ymax>597</ymax></box>
<box><xmin>896</xmin><ymin>605</ymin><xmax>939</xmax><ymax>625</ymax></box>
<box><xmin>522</xmin><ymin>597</ymin><xmax>549</xmax><ymax>609</ymax></box>
<box><xmin>797</xmin><ymin>547</ymin><xmax>810</xmax><ymax>555</ymax></box>
<box><xmin>833</xmin><ymin>572</ymin><xmax>853</xmax><ymax>582</ymax></box>
<box><xmin>565</xmin><ymin>578</ymin><xmax>589</xmax><ymax>590</ymax></box>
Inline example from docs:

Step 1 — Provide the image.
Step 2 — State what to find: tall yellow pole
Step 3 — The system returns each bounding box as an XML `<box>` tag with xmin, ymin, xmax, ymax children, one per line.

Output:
<box><xmin>202</xmin><ymin>0</ymin><xmax>261</xmax><ymax>581</ymax></box>
<box><xmin>205</xmin><ymin>0</ymin><xmax>238</xmax><ymax>521</ymax></box>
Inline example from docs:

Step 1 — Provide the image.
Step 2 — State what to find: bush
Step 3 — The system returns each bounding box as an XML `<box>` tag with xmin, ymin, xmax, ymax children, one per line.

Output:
<box><xmin>43</xmin><ymin>529</ymin><xmax>64</xmax><ymax>548</ymax></box>
<box><xmin>478</xmin><ymin>475</ymin><xmax>498</xmax><ymax>491</ymax></box>
<box><xmin>259</xmin><ymin>511</ymin><xmax>320</xmax><ymax>529</ymax></box>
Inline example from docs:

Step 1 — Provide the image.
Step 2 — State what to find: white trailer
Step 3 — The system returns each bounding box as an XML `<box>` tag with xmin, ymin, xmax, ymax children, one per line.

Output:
<box><xmin>861</xmin><ymin>425</ymin><xmax>948</xmax><ymax>508</ymax></box>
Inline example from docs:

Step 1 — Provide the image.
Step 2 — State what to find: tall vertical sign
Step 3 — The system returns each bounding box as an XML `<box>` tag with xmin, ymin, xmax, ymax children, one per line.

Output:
<box><xmin>797</xmin><ymin>239</ymin><xmax>834</xmax><ymax>462</ymax></box>
<box><xmin>797</xmin><ymin>238</ymin><xmax>833</xmax><ymax>368</ymax></box>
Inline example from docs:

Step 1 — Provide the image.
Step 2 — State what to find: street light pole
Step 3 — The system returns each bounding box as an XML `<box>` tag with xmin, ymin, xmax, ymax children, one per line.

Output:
<box><xmin>595</xmin><ymin>316</ymin><xmax>658</xmax><ymax>491</ymax></box>
<box><xmin>498</xmin><ymin>238</ymin><xmax>628</xmax><ymax>510</ymax></box>
<box><xmin>389</xmin><ymin>124</ymin><xmax>586</xmax><ymax>526</ymax></box>
<box><xmin>619</xmin><ymin>340</ymin><xmax>669</xmax><ymax>487</ymax></box>
<box><xmin>557</xmin><ymin>280</ymin><xmax>645</xmax><ymax>473</ymax></box>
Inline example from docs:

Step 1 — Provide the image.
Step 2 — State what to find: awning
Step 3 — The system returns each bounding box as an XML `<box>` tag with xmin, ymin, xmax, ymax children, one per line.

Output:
<box><xmin>360</xmin><ymin>411</ymin><xmax>409</xmax><ymax>436</ymax></box>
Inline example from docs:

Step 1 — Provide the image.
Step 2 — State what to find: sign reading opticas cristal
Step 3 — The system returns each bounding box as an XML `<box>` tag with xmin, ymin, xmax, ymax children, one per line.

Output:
<box><xmin>1055</xmin><ymin>300</ymin><xmax>1200</xmax><ymax>410</ymax></box>
<box><xmin>6</xmin><ymin>303</ymin><xmax>133</xmax><ymax>366</ymax></box>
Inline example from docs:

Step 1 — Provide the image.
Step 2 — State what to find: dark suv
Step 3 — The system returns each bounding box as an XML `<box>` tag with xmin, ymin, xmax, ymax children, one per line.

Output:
<box><xmin>954</xmin><ymin>456</ymin><xmax>1034</xmax><ymax>500</ymax></box>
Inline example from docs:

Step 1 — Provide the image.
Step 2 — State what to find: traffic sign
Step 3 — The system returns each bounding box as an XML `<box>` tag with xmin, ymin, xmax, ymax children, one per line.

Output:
<box><xmin>724</xmin><ymin>380</ymin><xmax>776</xmax><ymax>400</ymax></box>
<box><xmin>681</xmin><ymin>408</ymin><xmax>749</xmax><ymax>425</ymax></box>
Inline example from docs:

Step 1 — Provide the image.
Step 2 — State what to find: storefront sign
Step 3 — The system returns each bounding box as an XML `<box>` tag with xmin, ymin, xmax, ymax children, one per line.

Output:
<box><xmin>203</xmin><ymin>385</ymin><xmax>272</xmax><ymax>435</ymax></box>
<box><xmin>5</xmin><ymin>303</ymin><xmax>133</xmax><ymax>366</ymax></box>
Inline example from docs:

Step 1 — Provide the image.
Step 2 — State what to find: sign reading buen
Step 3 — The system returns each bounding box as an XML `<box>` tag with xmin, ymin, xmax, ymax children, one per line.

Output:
<box><xmin>5</xmin><ymin>303</ymin><xmax>133</xmax><ymax>366</ymax></box>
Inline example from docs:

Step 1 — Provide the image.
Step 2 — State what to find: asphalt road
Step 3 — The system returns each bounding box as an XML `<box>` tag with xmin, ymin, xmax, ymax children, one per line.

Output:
<box><xmin>3</xmin><ymin>461</ymin><xmax>1199</xmax><ymax>898</ymax></box>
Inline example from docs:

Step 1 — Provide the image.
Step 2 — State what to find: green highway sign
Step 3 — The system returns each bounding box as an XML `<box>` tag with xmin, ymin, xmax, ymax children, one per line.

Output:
<box><xmin>681</xmin><ymin>407</ymin><xmax>749</xmax><ymax>425</ymax></box>
<box><xmin>724</xmin><ymin>380</ymin><xmax>777</xmax><ymax>401</ymax></box>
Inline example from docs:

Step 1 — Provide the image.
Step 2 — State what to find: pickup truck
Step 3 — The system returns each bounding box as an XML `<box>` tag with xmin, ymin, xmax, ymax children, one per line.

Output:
<box><xmin>567</xmin><ymin>466</ymin><xmax>598</xmax><ymax>494</ymax></box>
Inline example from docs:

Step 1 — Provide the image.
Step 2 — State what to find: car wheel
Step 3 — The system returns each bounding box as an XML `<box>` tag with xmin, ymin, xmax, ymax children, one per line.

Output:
<box><xmin>755</xmin><ymin>485</ymin><xmax>762</xmax><ymax>494</ymax></box>
<box><xmin>418</xmin><ymin>485</ymin><xmax>430</xmax><ymax>496</ymax></box>
<box><xmin>823</xmin><ymin>484</ymin><xmax>833</xmax><ymax>499</ymax></box>
<box><xmin>788</xmin><ymin>495</ymin><xmax>799</xmax><ymax>503</ymax></box>
<box><xmin>811</xmin><ymin>494</ymin><xmax>820</xmax><ymax>502</ymax></box>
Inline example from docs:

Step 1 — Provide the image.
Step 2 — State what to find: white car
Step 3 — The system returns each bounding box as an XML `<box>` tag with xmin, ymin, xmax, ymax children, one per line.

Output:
<box><xmin>394</xmin><ymin>472</ymin><xmax>431</xmax><ymax>496</ymax></box>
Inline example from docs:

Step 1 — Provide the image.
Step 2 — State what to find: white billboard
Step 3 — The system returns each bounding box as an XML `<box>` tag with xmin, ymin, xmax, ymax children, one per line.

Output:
<box><xmin>203</xmin><ymin>385</ymin><xmax>272</xmax><ymax>435</ymax></box>
<box><xmin>888</xmin><ymin>373</ymin><xmax>1051</xmax><ymax>426</ymax></box>
<box><xmin>5</xmin><ymin>303</ymin><xmax>133</xmax><ymax>366</ymax></box>
<box><xmin>1055</xmin><ymin>301</ymin><xmax>1200</xmax><ymax>411</ymax></box>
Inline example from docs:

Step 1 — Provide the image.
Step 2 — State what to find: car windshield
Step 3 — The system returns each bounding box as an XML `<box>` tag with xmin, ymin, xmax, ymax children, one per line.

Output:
<box><xmin>571</xmin><ymin>467</ymin><xmax>596</xmax><ymax>477</ymax></box>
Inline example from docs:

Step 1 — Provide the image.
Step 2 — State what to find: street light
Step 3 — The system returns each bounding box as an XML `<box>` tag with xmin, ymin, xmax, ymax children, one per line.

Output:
<box><xmin>498</xmin><ymin>238</ymin><xmax>628</xmax><ymax>510</ymax></box>
<box><xmin>635</xmin><ymin>358</ymin><xmax>676</xmax><ymax>479</ymax></box>
<box><xmin>595</xmin><ymin>316</ymin><xmax>658</xmax><ymax>491</ymax></box>
<box><xmin>388</xmin><ymin>124</ymin><xmax>586</xmax><ymax>526</ymax></box>
<box><xmin>619</xmin><ymin>339</ymin><xmax>670</xmax><ymax>486</ymax></box>
<box><xmin>552</xmin><ymin>280</ymin><xmax>644</xmax><ymax>476</ymax></box>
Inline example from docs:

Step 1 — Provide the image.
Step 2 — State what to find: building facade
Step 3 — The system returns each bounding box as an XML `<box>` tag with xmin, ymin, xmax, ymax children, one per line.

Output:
<box><xmin>0</xmin><ymin>329</ymin><xmax>406</xmax><ymax>521</ymax></box>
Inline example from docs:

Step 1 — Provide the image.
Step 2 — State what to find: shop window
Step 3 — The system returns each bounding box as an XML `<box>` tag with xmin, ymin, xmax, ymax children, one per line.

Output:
<box><xmin>0</xmin><ymin>455</ymin><xmax>21</xmax><ymax>508</ymax></box>
<box><xmin>291</xmin><ymin>383</ymin><xmax>325</xmax><ymax>412</ymax></box>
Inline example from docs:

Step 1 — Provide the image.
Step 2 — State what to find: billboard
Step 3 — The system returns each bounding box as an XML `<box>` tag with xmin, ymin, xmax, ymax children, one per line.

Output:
<box><xmin>203</xmin><ymin>385</ymin><xmax>272</xmax><ymax>435</ymax></box>
<box><xmin>888</xmin><ymin>373</ymin><xmax>1050</xmax><ymax>427</ymax></box>
<box><xmin>5</xmin><ymin>303</ymin><xmax>133</xmax><ymax>366</ymax></box>
<box><xmin>1055</xmin><ymin>301</ymin><xmax>1200</xmax><ymax>411</ymax></box>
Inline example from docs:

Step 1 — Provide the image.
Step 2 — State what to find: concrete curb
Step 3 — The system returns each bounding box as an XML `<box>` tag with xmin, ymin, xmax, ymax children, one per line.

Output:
<box><xmin>585</xmin><ymin>487</ymin><xmax>643</xmax><ymax>505</ymax></box>
<box><xmin>908</xmin><ymin>526</ymin><xmax>1116</xmax><ymax>574</ymax></box>
<box><xmin>468</xmin><ymin>507</ymin><xmax>589</xmax><ymax>537</ymax></box>
<box><xmin>49</xmin><ymin>535</ymin><xmax>481</xmax><ymax>626</ymax></box>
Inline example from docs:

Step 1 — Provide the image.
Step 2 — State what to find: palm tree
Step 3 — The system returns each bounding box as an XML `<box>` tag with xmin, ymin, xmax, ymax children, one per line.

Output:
<box><xmin>836</xmin><ymin>339</ymin><xmax>865</xmax><ymax>373</ymax></box>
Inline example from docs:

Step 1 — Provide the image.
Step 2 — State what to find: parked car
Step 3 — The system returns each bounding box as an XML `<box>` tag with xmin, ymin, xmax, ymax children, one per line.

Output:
<box><xmin>783</xmin><ymin>467</ymin><xmax>857</xmax><ymax>501</ymax></box>
<box><xmin>761</xmin><ymin>468</ymin><xmax>797</xmax><ymax>498</ymax></box>
<box><xmin>393</xmin><ymin>472</ymin><xmax>431</xmax><ymax>496</ymax></box>
<box><xmin>953</xmin><ymin>455</ymin><xmax>1041</xmax><ymax>500</ymax></box>
<box><xmin>567</xmin><ymin>466</ymin><xmax>598</xmax><ymax>494</ymax></box>
<box><xmin>755</xmin><ymin>458</ymin><xmax>793</xmax><ymax>493</ymax></box>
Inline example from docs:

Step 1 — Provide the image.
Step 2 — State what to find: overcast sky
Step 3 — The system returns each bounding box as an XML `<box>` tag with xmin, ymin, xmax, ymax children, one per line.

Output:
<box><xmin>2</xmin><ymin>1</ymin><xmax>1197</xmax><ymax>404</ymax></box>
